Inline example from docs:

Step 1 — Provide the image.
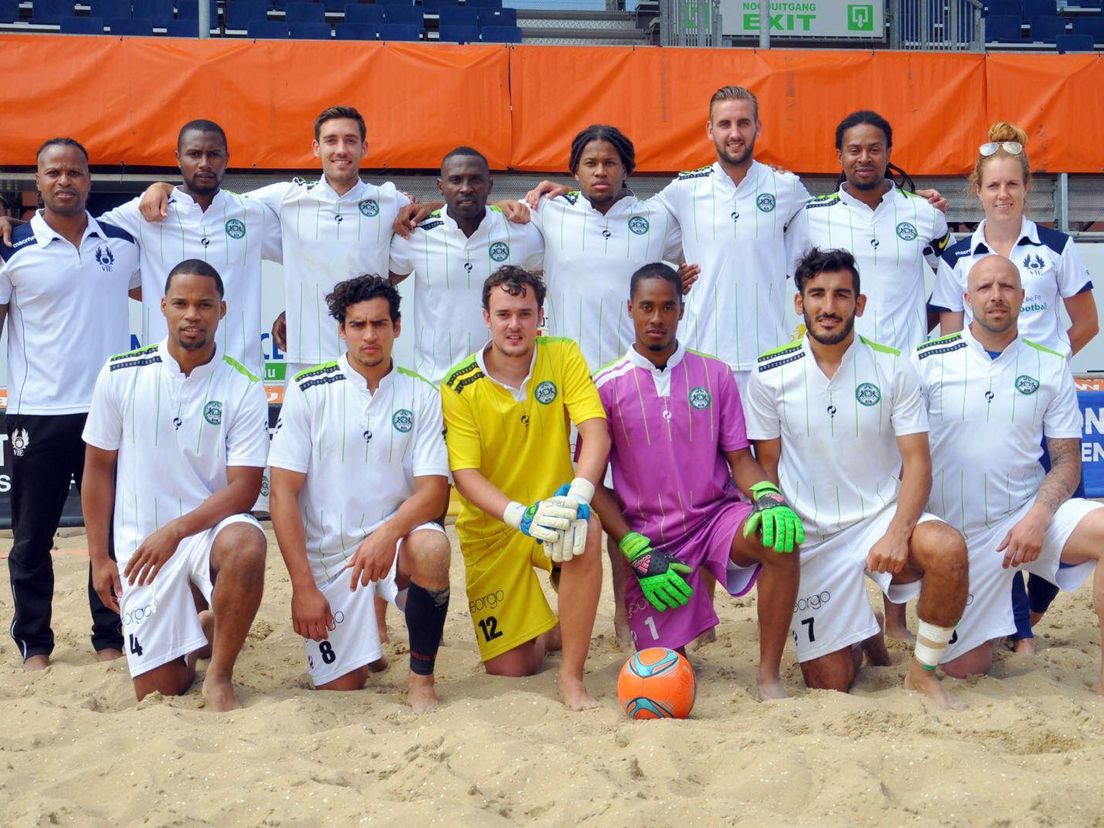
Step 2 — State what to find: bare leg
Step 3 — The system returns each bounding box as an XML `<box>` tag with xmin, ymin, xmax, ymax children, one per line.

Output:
<box><xmin>317</xmin><ymin>664</ymin><xmax>372</xmax><ymax>691</ymax></box>
<box><xmin>607</xmin><ymin>535</ymin><xmax>633</xmax><ymax>650</ymax></box>
<box><xmin>863</xmin><ymin>611</ymin><xmax>892</xmax><ymax>667</ymax></box>
<box><xmin>1055</xmin><ymin>509</ymin><xmax>1104</xmax><ymax>694</ymax></box>
<box><xmin>555</xmin><ymin>516</ymin><xmax>602</xmax><ymax>710</ymax></box>
<box><xmin>374</xmin><ymin>596</ymin><xmax>390</xmax><ymax>644</ymax></box>
<box><xmin>883</xmin><ymin>596</ymin><xmax>913</xmax><ymax>642</ymax></box>
<box><xmin>800</xmin><ymin>647</ymin><xmax>859</xmax><ymax>693</ymax></box>
<box><xmin>484</xmin><ymin>638</ymin><xmax>547</xmax><ymax>677</ymax></box>
<box><xmin>133</xmin><ymin>657</ymin><xmax>195</xmax><ymax>701</ymax></box>
<box><xmin>941</xmin><ymin>642</ymin><xmax>994</xmax><ymax>679</ymax></box>
<box><xmin>203</xmin><ymin>523</ymin><xmax>267</xmax><ymax>712</ymax></box>
<box><xmin>396</xmin><ymin>528</ymin><xmax>451</xmax><ymax>713</ymax></box>
<box><xmin>23</xmin><ymin>654</ymin><xmax>49</xmax><ymax>671</ymax></box>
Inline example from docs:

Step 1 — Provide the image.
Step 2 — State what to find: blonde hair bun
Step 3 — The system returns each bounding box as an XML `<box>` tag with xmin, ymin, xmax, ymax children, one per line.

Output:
<box><xmin>987</xmin><ymin>121</ymin><xmax>1028</xmax><ymax>147</ymax></box>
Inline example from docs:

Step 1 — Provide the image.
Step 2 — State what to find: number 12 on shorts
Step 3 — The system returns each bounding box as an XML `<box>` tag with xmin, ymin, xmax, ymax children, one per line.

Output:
<box><xmin>478</xmin><ymin>615</ymin><xmax>503</xmax><ymax>642</ymax></box>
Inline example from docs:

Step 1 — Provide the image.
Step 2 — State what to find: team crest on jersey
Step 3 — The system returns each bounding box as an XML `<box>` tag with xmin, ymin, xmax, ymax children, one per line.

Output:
<box><xmin>628</xmin><ymin>216</ymin><xmax>650</xmax><ymax>235</ymax></box>
<box><xmin>392</xmin><ymin>409</ymin><xmax>414</xmax><ymax>433</ymax></box>
<box><xmin>756</xmin><ymin>193</ymin><xmax>776</xmax><ymax>213</ymax></box>
<box><xmin>688</xmin><ymin>386</ymin><xmax>712</xmax><ymax>410</ymax></box>
<box><xmin>895</xmin><ymin>221</ymin><xmax>918</xmax><ymax>241</ymax></box>
<box><xmin>94</xmin><ymin>246</ymin><xmax>115</xmax><ymax>271</ymax></box>
<box><xmin>224</xmin><ymin>219</ymin><xmax>246</xmax><ymax>240</ymax></box>
<box><xmin>203</xmin><ymin>401</ymin><xmax>223</xmax><ymax>425</ymax></box>
<box><xmin>489</xmin><ymin>242</ymin><xmax>510</xmax><ymax>263</ymax></box>
<box><xmin>1015</xmin><ymin>375</ymin><xmax>1040</xmax><ymax>395</ymax></box>
<box><xmin>359</xmin><ymin>199</ymin><xmax>379</xmax><ymax>218</ymax></box>
<box><xmin>1022</xmin><ymin>252</ymin><xmax>1045</xmax><ymax>274</ymax></box>
<box><xmin>855</xmin><ymin>382</ymin><xmax>881</xmax><ymax>406</ymax></box>
<box><xmin>10</xmin><ymin>427</ymin><xmax>29</xmax><ymax>457</ymax></box>
<box><xmin>535</xmin><ymin>381</ymin><xmax>557</xmax><ymax>404</ymax></box>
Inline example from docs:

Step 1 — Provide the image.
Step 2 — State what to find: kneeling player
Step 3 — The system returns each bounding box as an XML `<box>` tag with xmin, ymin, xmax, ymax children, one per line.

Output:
<box><xmin>441</xmin><ymin>266</ymin><xmax>608</xmax><ymax>710</ymax></box>
<box><xmin>82</xmin><ymin>260</ymin><xmax>270</xmax><ymax>711</ymax></box>
<box><xmin>269</xmin><ymin>276</ymin><xmax>450</xmax><ymax>711</ymax></box>
<box><xmin>591</xmin><ymin>264</ymin><xmax>803</xmax><ymax>700</ymax></box>
<box><xmin>745</xmin><ymin>248</ymin><xmax>969</xmax><ymax>709</ymax></box>
<box><xmin>919</xmin><ymin>255</ymin><xmax>1104</xmax><ymax>691</ymax></box>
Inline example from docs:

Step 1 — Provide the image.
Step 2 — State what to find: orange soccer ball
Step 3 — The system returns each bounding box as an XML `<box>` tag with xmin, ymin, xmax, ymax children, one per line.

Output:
<box><xmin>617</xmin><ymin>647</ymin><xmax>697</xmax><ymax>719</ymax></box>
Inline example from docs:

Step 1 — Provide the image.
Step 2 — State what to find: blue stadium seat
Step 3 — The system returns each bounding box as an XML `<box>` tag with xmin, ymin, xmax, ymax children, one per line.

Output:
<box><xmin>335</xmin><ymin>20</ymin><xmax>374</xmax><ymax>38</ymax></box>
<box><xmin>383</xmin><ymin>5</ymin><xmax>420</xmax><ymax>25</ymax></box>
<box><xmin>289</xmin><ymin>19</ymin><xmax>329</xmax><ymax>36</ymax></box>
<box><xmin>985</xmin><ymin>13</ymin><xmax>1023</xmax><ymax>40</ymax></box>
<box><xmin>0</xmin><ymin>0</ymin><xmax>19</xmax><ymax>23</ymax></box>
<box><xmin>132</xmin><ymin>0</ymin><xmax>174</xmax><ymax>26</ymax></box>
<box><xmin>285</xmin><ymin>1</ymin><xmax>324</xmax><ymax>23</ymax></box>
<box><xmin>320</xmin><ymin>0</ymin><xmax>343</xmax><ymax>12</ymax></box>
<box><xmin>249</xmin><ymin>17</ymin><xmax>287</xmax><ymax>35</ymax></box>
<box><xmin>420</xmin><ymin>0</ymin><xmax>458</xmax><ymax>11</ymax></box>
<box><xmin>31</xmin><ymin>0</ymin><xmax>75</xmax><ymax>24</ymax></box>
<box><xmin>177</xmin><ymin>0</ymin><xmax>217</xmax><ymax>24</ymax></box>
<box><xmin>438</xmin><ymin>22</ymin><xmax>477</xmax><ymax>41</ymax></box>
<box><xmin>439</xmin><ymin>6</ymin><xmax>476</xmax><ymax>27</ymax></box>
<box><xmin>984</xmin><ymin>0</ymin><xmax>1019</xmax><ymax>15</ymax></box>
<box><xmin>91</xmin><ymin>0</ymin><xmax>130</xmax><ymax>20</ymax></box>
<box><xmin>1022</xmin><ymin>0</ymin><xmax>1056</xmax><ymax>18</ymax></box>
<box><xmin>60</xmin><ymin>14</ymin><xmax>105</xmax><ymax>31</ymax></box>
<box><xmin>378</xmin><ymin>21</ymin><xmax>419</xmax><ymax>39</ymax></box>
<box><xmin>1056</xmin><ymin>32</ymin><xmax>1094</xmax><ymax>51</ymax></box>
<box><xmin>466</xmin><ymin>0</ymin><xmax>501</xmax><ymax>7</ymax></box>
<box><xmin>478</xmin><ymin>7</ymin><xmax>515</xmax><ymax>27</ymax></box>
<box><xmin>165</xmin><ymin>16</ymin><xmax>200</xmax><ymax>34</ymax></box>
<box><xmin>374</xmin><ymin>0</ymin><xmax>411</xmax><ymax>4</ymax></box>
<box><xmin>480</xmin><ymin>23</ymin><xmax>520</xmax><ymax>42</ymax></box>
<box><xmin>109</xmin><ymin>15</ymin><xmax>153</xmax><ymax>32</ymax></box>
<box><xmin>1029</xmin><ymin>14</ymin><xmax>1067</xmax><ymax>40</ymax></box>
<box><xmin>226</xmin><ymin>0</ymin><xmax>267</xmax><ymax>29</ymax></box>
<box><xmin>343</xmin><ymin>4</ymin><xmax>381</xmax><ymax>24</ymax></box>
<box><xmin>1073</xmin><ymin>16</ymin><xmax>1104</xmax><ymax>43</ymax></box>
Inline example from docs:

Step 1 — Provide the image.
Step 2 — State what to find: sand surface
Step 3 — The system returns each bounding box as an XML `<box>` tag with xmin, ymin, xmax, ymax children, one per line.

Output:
<box><xmin>1</xmin><ymin>526</ymin><xmax>1103</xmax><ymax>827</ymax></box>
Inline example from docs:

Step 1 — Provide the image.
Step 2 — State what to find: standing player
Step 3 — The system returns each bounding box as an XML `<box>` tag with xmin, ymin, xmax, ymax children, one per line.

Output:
<box><xmin>0</xmin><ymin>138</ymin><xmax>136</xmax><ymax>669</ymax></box>
<box><xmin>744</xmin><ymin>247</ymin><xmax>969</xmax><ymax>709</ymax></box>
<box><xmin>389</xmin><ymin>146</ymin><xmax>544</xmax><ymax>384</ymax></box>
<box><xmin>82</xmin><ymin>260</ymin><xmax>270</xmax><ymax>711</ymax></box>
<box><xmin>441</xmin><ymin>267</ymin><xmax>608</xmax><ymax>710</ymax></box>
<box><xmin>268</xmin><ymin>276</ymin><xmax>451</xmax><ymax>711</ymax></box>
<box><xmin>917</xmin><ymin>255</ymin><xmax>1104</xmax><ymax>692</ymax></box>
<box><xmin>591</xmin><ymin>263</ymin><xmax>803</xmax><ymax>700</ymax></box>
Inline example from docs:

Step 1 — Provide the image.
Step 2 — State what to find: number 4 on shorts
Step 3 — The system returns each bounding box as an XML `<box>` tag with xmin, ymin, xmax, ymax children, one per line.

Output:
<box><xmin>128</xmin><ymin>634</ymin><xmax>143</xmax><ymax>656</ymax></box>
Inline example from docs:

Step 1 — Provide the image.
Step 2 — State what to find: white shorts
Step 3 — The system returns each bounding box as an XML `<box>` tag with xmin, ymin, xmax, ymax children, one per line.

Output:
<box><xmin>941</xmin><ymin>498</ymin><xmax>1100</xmax><ymax>663</ymax></box>
<box><xmin>790</xmin><ymin>506</ymin><xmax>936</xmax><ymax>663</ymax></box>
<box><xmin>119</xmin><ymin>514</ymin><xmax>263</xmax><ymax>678</ymax></box>
<box><xmin>303</xmin><ymin>522</ymin><xmax>444</xmax><ymax>686</ymax></box>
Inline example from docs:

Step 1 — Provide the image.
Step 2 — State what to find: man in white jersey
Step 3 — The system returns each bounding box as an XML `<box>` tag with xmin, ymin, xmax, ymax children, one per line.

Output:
<box><xmin>916</xmin><ymin>255</ymin><xmax>1104</xmax><ymax>692</ymax></box>
<box><xmin>745</xmin><ymin>247</ymin><xmax>969</xmax><ymax>709</ymax></box>
<box><xmin>389</xmin><ymin>146</ymin><xmax>543</xmax><ymax>384</ymax></box>
<box><xmin>82</xmin><ymin>260</ymin><xmax>270</xmax><ymax>711</ymax></box>
<box><xmin>269</xmin><ymin>276</ymin><xmax>451</xmax><ymax>711</ymax></box>
<box><xmin>0</xmin><ymin>138</ymin><xmax>136</xmax><ymax>669</ymax></box>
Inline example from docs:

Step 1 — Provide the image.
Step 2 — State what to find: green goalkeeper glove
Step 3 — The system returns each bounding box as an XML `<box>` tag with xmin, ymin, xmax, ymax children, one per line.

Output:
<box><xmin>619</xmin><ymin>532</ymin><xmax>693</xmax><ymax>612</ymax></box>
<box><xmin>742</xmin><ymin>481</ymin><xmax>804</xmax><ymax>554</ymax></box>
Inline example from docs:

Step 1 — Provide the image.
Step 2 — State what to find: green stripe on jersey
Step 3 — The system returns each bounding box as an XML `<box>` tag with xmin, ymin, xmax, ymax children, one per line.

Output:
<box><xmin>223</xmin><ymin>355</ymin><xmax>260</xmax><ymax>382</ymax></box>
<box><xmin>916</xmin><ymin>331</ymin><xmax>963</xmax><ymax>351</ymax></box>
<box><xmin>1023</xmin><ymin>339</ymin><xmax>1065</xmax><ymax>358</ymax></box>
<box><xmin>858</xmin><ymin>335</ymin><xmax>900</xmax><ymax>357</ymax></box>
<box><xmin>757</xmin><ymin>338</ymin><xmax>802</xmax><ymax>361</ymax></box>
<box><xmin>111</xmin><ymin>343</ymin><xmax>158</xmax><ymax>361</ymax></box>
<box><xmin>294</xmin><ymin>360</ymin><xmax>339</xmax><ymax>381</ymax></box>
<box><xmin>397</xmin><ymin>366</ymin><xmax>437</xmax><ymax>388</ymax></box>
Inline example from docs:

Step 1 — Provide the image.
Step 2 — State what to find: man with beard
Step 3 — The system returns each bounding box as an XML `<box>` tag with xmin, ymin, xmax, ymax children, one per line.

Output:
<box><xmin>744</xmin><ymin>247</ymin><xmax>969</xmax><ymax>709</ymax></box>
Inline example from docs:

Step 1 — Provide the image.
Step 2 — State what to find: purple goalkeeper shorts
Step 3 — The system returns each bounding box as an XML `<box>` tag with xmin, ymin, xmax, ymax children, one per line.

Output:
<box><xmin>623</xmin><ymin>499</ymin><xmax>760</xmax><ymax>651</ymax></box>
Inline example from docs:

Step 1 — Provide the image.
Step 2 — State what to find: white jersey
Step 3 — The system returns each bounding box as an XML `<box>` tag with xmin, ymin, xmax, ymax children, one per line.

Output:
<box><xmin>912</xmin><ymin>325</ymin><xmax>1082</xmax><ymax>539</ymax></box>
<box><xmin>744</xmin><ymin>334</ymin><xmax>929</xmax><ymax>541</ymax></box>
<box><xmin>531</xmin><ymin>192</ymin><xmax>681</xmax><ymax>371</ymax></box>
<box><xmin>652</xmin><ymin>160</ymin><xmax>810</xmax><ymax>371</ymax></box>
<box><xmin>389</xmin><ymin>207</ymin><xmax>543</xmax><ymax>383</ymax></box>
<box><xmin>99</xmin><ymin>188</ymin><xmax>282</xmax><ymax>376</ymax></box>
<box><xmin>267</xmin><ymin>356</ymin><xmax>449</xmax><ymax>585</ymax></box>
<box><xmin>82</xmin><ymin>340</ymin><xmax>270</xmax><ymax>564</ymax></box>
<box><xmin>786</xmin><ymin>183</ymin><xmax>952</xmax><ymax>352</ymax></box>
<box><xmin>248</xmin><ymin>177</ymin><xmax>410</xmax><ymax>365</ymax></box>
<box><xmin>931</xmin><ymin>217</ymin><xmax>1091</xmax><ymax>357</ymax></box>
<box><xmin>0</xmin><ymin>211</ymin><xmax>140</xmax><ymax>414</ymax></box>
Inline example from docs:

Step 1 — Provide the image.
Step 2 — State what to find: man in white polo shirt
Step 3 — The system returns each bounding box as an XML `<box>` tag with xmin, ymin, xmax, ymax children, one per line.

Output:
<box><xmin>82</xmin><ymin>259</ymin><xmax>270</xmax><ymax>712</ymax></box>
<box><xmin>0</xmin><ymin>137</ymin><xmax>138</xmax><ymax>670</ymax></box>
<box><xmin>744</xmin><ymin>247</ymin><xmax>969</xmax><ymax>709</ymax></box>
<box><xmin>269</xmin><ymin>276</ymin><xmax>451</xmax><ymax>712</ymax></box>
<box><xmin>916</xmin><ymin>255</ymin><xmax>1104</xmax><ymax>692</ymax></box>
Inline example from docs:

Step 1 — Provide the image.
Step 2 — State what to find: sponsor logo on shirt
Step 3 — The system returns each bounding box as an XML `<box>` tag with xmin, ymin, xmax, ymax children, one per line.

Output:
<box><xmin>359</xmin><ymin>199</ymin><xmax>379</xmax><ymax>218</ymax></box>
<box><xmin>688</xmin><ymin>386</ymin><xmax>712</xmax><ymax>409</ymax></box>
<box><xmin>224</xmin><ymin>219</ymin><xmax>246</xmax><ymax>240</ymax></box>
<box><xmin>628</xmin><ymin>216</ymin><xmax>650</xmax><ymax>235</ymax></box>
<box><xmin>855</xmin><ymin>382</ymin><xmax>881</xmax><ymax>406</ymax></box>
<box><xmin>94</xmin><ymin>246</ymin><xmax>115</xmax><ymax>271</ymax></box>
<box><xmin>392</xmin><ymin>409</ymin><xmax>414</xmax><ymax>433</ymax></box>
<box><xmin>10</xmin><ymin>427</ymin><xmax>29</xmax><ymax>457</ymax></box>
<box><xmin>895</xmin><ymin>221</ymin><xmax>918</xmax><ymax>241</ymax></box>
<box><xmin>1022</xmin><ymin>252</ymin><xmax>1045</xmax><ymax>274</ymax></box>
<box><xmin>488</xmin><ymin>242</ymin><xmax>510</xmax><ymax>263</ymax></box>
<box><xmin>203</xmin><ymin>400</ymin><xmax>223</xmax><ymax>425</ymax></box>
<box><xmin>534</xmin><ymin>381</ymin><xmax>557</xmax><ymax>404</ymax></box>
<box><xmin>756</xmin><ymin>193</ymin><xmax>776</xmax><ymax>213</ymax></box>
<box><xmin>1015</xmin><ymin>375</ymin><xmax>1040</xmax><ymax>395</ymax></box>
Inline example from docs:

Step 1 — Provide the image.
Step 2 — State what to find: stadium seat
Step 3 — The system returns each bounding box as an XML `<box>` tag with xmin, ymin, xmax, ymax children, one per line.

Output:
<box><xmin>0</xmin><ymin>0</ymin><xmax>19</xmax><ymax>23</ymax></box>
<box><xmin>226</xmin><ymin>0</ymin><xmax>267</xmax><ymax>30</ymax></box>
<box><xmin>420</xmin><ymin>0</ymin><xmax>458</xmax><ymax>12</ymax></box>
<box><xmin>984</xmin><ymin>0</ymin><xmax>1019</xmax><ymax>15</ymax></box>
<box><xmin>383</xmin><ymin>5</ymin><xmax>420</xmax><ymax>25</ymax></box>
<box><xmin>378</xmin><ymin>21</ymin><xmax>419</xmax><ymax>39</ymax></box>
<box><xmin>289</xmin><ymin>19</ymin><xmax>329</xmax><ymax>37</ymax></box>
<box><xmin>1022</xmin><ymin>0</ymin><xmax>1056</xmax><ymax>18</ymax></box>
<box><xmin>177</xmin><ymin>0</ymin><xmax>217</xmax><ymax>24</ymax></box>
<box><xmin>480</xmin><ymin>23</ymin><xmax>520</xmax><ymax>43</ymax></box>
<box><xmin>1029</xmin><ymin>14</ymin><xmax>1067</xmax><ymax>40</ymax></box>
<box><xmin>343</xmin><ymin>4</ymin><xmax>381</xmax><ymax>25</ymax></box>
<box><xmin>248</xmin><ymin>17</ymin><xmax>287</xmax><ymax>35</ymax></box>
<box><xmin>335</xmin><ymin>20</ymin><xmax>374</xmax><ymax>38</ymax></box>
<box><xmin>60</xmin><ymin>14</ymin><xmax>105</xmax><ymax>32</ymax></box>
<box><xmin>466</xmin><ymin>0</ymin><xmax>501</xmax><ymax>7</ymax></box>
<box><xmin>320</xmin><ymin>0</ymin><xmax>344</xmax><ymax>12</ymax></box>
<box><xmin>91</xmin><ymin>0</ymin><xmax>130</xmax><ymax>20</ymax></box>
<box><xmin>478</xmin><ymin>7</ymin><xmax>515</xmax><ymax>27</ymax></box>
<box><xmin>373</xmin><ymin>0</ymin><xmax>412</xmax><ymax>4</ymax></box>
<box><xmin>285</xmin><ymin>1</ymin><xmax>324</xmax><ymax>23</ymax></box>
<box><xmin>985</xmin><ymin>13</ymin><xmax>1023</xmax><ymax>40</ymax></box>
<box><xmin>30</xmin><ymin>0</ymin><xmax>75</xmax><ymax>24</ymax></box>
<box><xmin>132</xmin><ymin>0</ymin><xmax>174</xmax><ymax>26</ymax></box>
<box><xmin>1072</xmin><ymin>16</ymin><xmax>1104</xmax><ymax>43</ymax></box>
<box><xmin>165</xmin><ymin>16</ymin><xmax>201</xmax><ymax>34</ymax></box>
<box><xmin>109</xmin><ymin>15</ymin><xmax>154</xmax><ymax>32</ymax></box>
<box><xmin>1056</xmin><ymin>32</ymin><xmax>1094</xmax><ymax>51</ymax></box>
<box><xmin>438</xmin><ymin>6</ymin><xmax>476</xmax><ymax>27</ymax></box>
<box><xmin>438</xmin><ymin>22</ymin><xmax>477</xmax><ymax>41</ymax></box>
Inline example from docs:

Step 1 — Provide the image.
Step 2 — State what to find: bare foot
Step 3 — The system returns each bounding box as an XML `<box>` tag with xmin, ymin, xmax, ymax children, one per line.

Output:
<box><xmin>756</xmin><ymin>676</ymin><xmax>788</xmax><ymax>701</ymax></box>
<box><xmin>1011</xmin><ymin>637</ymin><xmax>1037</xmax><ymax>656</ymax></box>
<box><xmin>22</xmin><ymin>654</ymin><xmax>49</xmax><ymax>672</ymax></box>
<box><xmin>407</xmin><ymin>673</ymin><xmax>439</xmax><ymax>713</ymax></box>
<box><xmin>904</xmin><ymin>662</ymin><xmax>967</xmax><ymax>710</ymax></box>
<box><xmin>686</xmin><ymin>627</ymin><xmax>717</xmax><ymax>652</ymax></box>
<box><xmin>201</xmin><ymin>673</ymin><xmax>240</xmax><ymax>712</ymax></box>
<box><xmin>95</xmin><ymin>648</ymin><xmax>123</xmax><ymax>662</ymax></box>
<box><xmin>559</xmin><ymin>674</ymin><xmax>600</xmax><ymax>711</ymax></box>
<box><xmin>862</xmin><ymin>614</ymin><xmax>892</xmax><ymax>667</ymax></box>
<box><xmin>368</xmin><ymin>654</ymin><xmax>389</xmax><ymax>672</ymax></box>
<box><xmin>613</xmin><ymin>612</ymin><xmax>634</xmax><ymax>651</ymax></box>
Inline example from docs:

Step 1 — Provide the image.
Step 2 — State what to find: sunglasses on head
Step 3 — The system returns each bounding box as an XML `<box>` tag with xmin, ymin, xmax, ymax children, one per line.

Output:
<box><xmin>979</xmin><ymin>141</ymin><xmax>1024</xmax><ymax>157</ymax></box>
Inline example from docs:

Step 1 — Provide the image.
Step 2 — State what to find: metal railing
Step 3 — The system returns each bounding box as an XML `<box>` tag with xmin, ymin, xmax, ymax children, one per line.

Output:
<box><xmin>890</xmin><ymin>0</ymin><xmax>986</xmax><ymax>50</ymax></box>
<box><xmin>660</xmin><ymin>0</ymin><xmax>723</xmax><ymax>45</ymax></box>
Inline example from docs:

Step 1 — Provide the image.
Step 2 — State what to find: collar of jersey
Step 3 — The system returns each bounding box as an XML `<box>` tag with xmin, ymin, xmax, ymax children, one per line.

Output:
<box><xmin>711</xmin><ymin>160</ymin><xmax>762</xmax><ymax>194</ymax></box>
<box><xmin>971</xmin><ymin>216</ymin><xmax>1038</xmax><ymax>255</ymax></box>
<box><xmin>838</xmin><ymin>180</ymin><xmax>897</xmax><ymax>211</ymax></box>
<box><xmin>476</xmin><ymin>341</ymin><xmax>537</xmax><ymax>401</ymax></box>
<box><xmin>316</xmin><ymin>175</ymin><xmax>368</xmax><ymax>202</ymax></box>
<box><xmin>625</xmin><ymin>340</ymin><xmax>685</xmax><ymax>374</ymax></box>
<box><xmin>801</xmin><ymin>332</ymin><xmax>863</xmax><ymax>379</ymax></box>
<box><xmin>168</xmin><ymin>186</ymin><xmax>229</xmax><ymax>212</ymax></box>
<box><xmin>157</xmin><ymin>338</ymin><xmax>221</xmax><ymax>381</ymax></box>
<box><xmin>961</xmin><ymin>321</ymin><xmax>1022</xmax><ymax>362</ymax></box>
<box><xmin>339</xmin><ymin>352</ymin><xmax>395</xmax><ymax>396</ymax></box>
<box><xmin>30</xmin><ymin>209</ymin><xmax>107</xmax><ymax>247</ymax></box>
<box><xmin>438</xmin><ymin>207</ymin><xmax>496</xmax><ymax>237</ymax></box>
<box><xmin>566</xmin><ymin>191</ymin><xmax>642</xmax><ymax>218</ymax></box>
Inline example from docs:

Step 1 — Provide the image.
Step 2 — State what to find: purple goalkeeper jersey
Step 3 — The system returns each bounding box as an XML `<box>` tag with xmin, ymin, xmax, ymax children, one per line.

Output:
<box><xmin>595</xmin><ymin>343</ymin><xmax>749</xmax><ymax>547</ymax></box>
